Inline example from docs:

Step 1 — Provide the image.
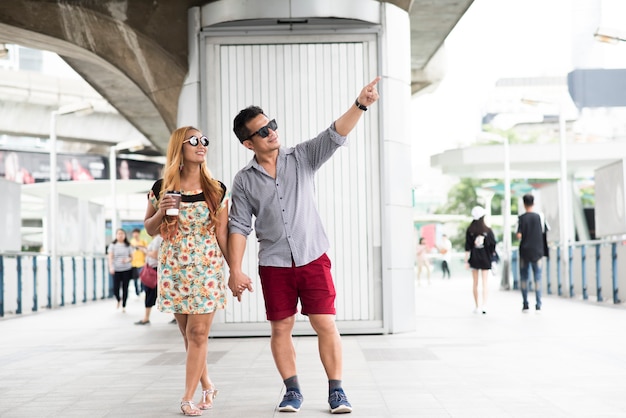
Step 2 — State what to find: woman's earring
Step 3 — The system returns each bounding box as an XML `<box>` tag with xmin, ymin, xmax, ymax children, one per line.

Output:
<box><xmin>179</xmin><ymin>162</ymin><xmax>184</xmax><ymax>171</ymax></box>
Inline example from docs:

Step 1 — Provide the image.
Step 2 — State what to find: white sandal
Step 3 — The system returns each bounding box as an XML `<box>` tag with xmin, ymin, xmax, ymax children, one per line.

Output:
<box><xmin>180</xmin><ymin>400</ymin><xmax>202</xmax><ymax>416</ymax></box>
<box><xmin>198</xmin><ymin>387</ymin><xmax>218</xmax><ymax>410</ymax></box>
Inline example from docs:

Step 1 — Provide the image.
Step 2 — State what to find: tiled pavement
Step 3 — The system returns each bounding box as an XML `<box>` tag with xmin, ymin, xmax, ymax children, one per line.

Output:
<box><xmin>1</xmin><ymin>274</ymin><xmax>625</xmax><ymax>417</ymax></box>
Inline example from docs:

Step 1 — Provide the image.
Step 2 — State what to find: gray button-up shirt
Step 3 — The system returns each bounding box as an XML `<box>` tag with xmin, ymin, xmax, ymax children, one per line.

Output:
<box><xmin>229</xmin><ymin>124</ymin><xmax>347</xmax><ymax>267</ymax></box>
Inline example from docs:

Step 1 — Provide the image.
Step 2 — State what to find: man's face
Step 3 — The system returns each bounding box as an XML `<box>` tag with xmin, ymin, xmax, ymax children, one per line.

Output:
<box><xmin>244</xmin><ymin>114</ymin><xmax>280</xmax><ymax>152</ymax></box>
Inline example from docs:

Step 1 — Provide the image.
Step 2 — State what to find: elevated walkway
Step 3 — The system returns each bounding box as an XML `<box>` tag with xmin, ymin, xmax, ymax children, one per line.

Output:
<box><xmin>0</xmin><ymin>67</ymin><xmax>151</xmax><ymax>153</ymax></box>
<box><xmin>1</xmin><ymin>274</ymin><xmax>624</xmax><ymax>417</ymax></box>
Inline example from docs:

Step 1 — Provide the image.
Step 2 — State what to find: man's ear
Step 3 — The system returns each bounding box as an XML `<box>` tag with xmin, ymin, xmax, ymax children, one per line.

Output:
<box><xmin>243</xmin><ymin>139</ymin><xmax>254</xmax><ymax>150</ymax></box>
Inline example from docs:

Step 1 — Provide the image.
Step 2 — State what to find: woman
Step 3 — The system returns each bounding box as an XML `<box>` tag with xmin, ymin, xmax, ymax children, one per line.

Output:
<box><xmin>135</xmin><ymin>233</ymin><xmax>162</xmax><ymax>325</ymax></box>
<box><xmin>416</xmin><ymin>237</ymin><xmax>431</xmax><ymax>286</ymax></box>
<box><xmin>130</xmin><ymin>228</ymin><xmax>148</xmax><ymax>296</ymax></box>
<box><xmin>144</xmin><ymin>126</ymin><xmax>229</xmax><ymax>416</ymax></box>
<box><xmin>108</xmin><ymin>229</ymin><xmax>133</xmax><ymax>312</ymax></box>
<box><xmin>464</xmin><ymin>206</ymin><xmax>496</xmax><ymax>314</ymax></box>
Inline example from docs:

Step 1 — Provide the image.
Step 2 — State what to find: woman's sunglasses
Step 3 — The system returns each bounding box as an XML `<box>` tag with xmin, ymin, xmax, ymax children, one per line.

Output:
<box><xmin>183</xmin><ymin>135</ymin><xmax>209</xmax><ymax>147</ymax></box>
<box><xmin>247</xmin><ymin>119</ymin><xmax>277</xmax><ymax>140</ymax></box>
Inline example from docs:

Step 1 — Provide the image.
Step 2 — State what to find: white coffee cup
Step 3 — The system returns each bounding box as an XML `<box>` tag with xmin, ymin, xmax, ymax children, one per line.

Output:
<box><xmin>165</xmin><ymin>191</ymin><xmax>181</xmax><ymax>216</ymax></box>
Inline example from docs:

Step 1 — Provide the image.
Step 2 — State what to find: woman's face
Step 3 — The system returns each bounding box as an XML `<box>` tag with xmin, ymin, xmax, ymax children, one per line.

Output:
<box><xmin>116</xmin><ymin>230</ymin><xmax>126</xmax><ymax>242</ymax></box>
<box><xmin>118</xmin><ymin>160</ymin><xmax>130</xmax><ymax>180</ymax></box>
<box><xmin>182</xmin><ymin>129</ymin><xmax>207</xmax><ymax>166</ymax></box>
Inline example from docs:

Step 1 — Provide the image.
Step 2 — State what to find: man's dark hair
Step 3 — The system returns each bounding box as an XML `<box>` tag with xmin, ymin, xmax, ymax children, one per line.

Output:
<box><xmin>523</xmin><ymin>194</ymin><xmax>534</xmax><ymax>206</ymax></box>
<box><xmin>233</xmin><ymin>106</ymin><xmax>266</xmax><ymax>143</ymax></box>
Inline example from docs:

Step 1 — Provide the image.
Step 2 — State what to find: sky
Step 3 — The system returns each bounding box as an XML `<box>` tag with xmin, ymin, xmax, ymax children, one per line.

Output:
<box><xmin>410</xmin><ymin>0</ymin><xmax>577</xmax><ymax>186</ymax></box>
<box><xmin>409</xmin><ymin>0</ymin><xmax>626</xmax><ymax>197</ymax></box>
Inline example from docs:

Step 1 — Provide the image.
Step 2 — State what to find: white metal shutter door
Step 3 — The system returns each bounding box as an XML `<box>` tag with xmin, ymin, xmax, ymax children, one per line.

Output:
<box><xmin>204</xmin><ymin>35</ymin><xmax>382</xmax><ymax>333</ymax></box>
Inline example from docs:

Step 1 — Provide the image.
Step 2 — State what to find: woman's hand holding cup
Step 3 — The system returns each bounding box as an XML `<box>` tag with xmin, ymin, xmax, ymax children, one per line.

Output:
<box><xmin>164</xmin><ymin>191</ymin><xmax>182</xmax><ymax>216</ymax></box>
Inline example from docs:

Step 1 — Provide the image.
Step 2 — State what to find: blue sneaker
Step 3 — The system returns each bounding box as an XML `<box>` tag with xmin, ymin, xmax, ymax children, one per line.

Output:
<box><xmin>328</xmin><ymin>388</ymin><xmax>352</xmax><ymax>414</ymax></box>
<box><xmin>278</xmin><ymin>388</ymin><xmax>303</xmax><ymax>412</ymax></box>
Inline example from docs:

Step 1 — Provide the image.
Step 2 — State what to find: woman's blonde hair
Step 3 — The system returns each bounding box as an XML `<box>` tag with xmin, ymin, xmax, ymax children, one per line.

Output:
<box><xmin>159</xmin><ymin>126</ymin><xmax>224</xmax><ymax>239</ymax></box>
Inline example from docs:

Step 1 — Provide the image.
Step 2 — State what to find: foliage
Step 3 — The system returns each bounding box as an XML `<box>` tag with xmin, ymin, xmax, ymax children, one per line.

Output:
<box><xmin>450</xmin><ymin>222</ymin><xmax>469</xmax><ymax>250</ymax></box>
<box><xmin>435</xmin><ymin>177</ymin><xmax>520</xmax><ymax>250</ymax></box>
<box><xmin>435</xmin><ymin>178</ymin><xmax>481</xmax><ymax>250</ymax></box>
<box><xmin>436</xmin><ymin>178</ymin><xmax>482</xmax><ymax>216</ymax></box>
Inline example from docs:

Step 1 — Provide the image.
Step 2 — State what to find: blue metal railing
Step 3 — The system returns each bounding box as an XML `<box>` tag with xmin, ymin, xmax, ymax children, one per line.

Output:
<box><xmin>0</xmin><ymin>252</ymin><xmax>109</xmax><ymax>317</ymax></box>
<box><xmin>509</xmin><ymin>238</ymin><xmax>624</xmax><ymax>305</ymax></box>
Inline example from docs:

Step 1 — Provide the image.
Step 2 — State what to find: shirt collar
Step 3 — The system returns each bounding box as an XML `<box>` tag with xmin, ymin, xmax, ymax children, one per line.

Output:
<box><xmin>243</xmin><ymin>147</ymin><xmax>292</xmax><ymax>171</ymax></box>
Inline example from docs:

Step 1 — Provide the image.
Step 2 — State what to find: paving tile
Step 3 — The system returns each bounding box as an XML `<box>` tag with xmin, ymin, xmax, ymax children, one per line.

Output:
<box><xmin>1</xmin><ymin>275</ymin><xmax>626</xmax><ymax>417</ymax></box>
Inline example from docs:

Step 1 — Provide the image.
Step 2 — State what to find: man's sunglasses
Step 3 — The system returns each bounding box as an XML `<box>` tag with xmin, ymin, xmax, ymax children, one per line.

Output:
<box><xmin>183</xmin><ymin>135</ymin><xmax>209</xmax><ymax>147</ymax></box>
<box><xmin>247</xmin><ymin>119</ymin><xmax>277</xmax><ymax>140</ymax></box>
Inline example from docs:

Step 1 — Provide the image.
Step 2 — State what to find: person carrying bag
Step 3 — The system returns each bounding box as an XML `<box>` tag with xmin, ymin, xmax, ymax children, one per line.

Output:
<box><xmin>136</xmin><ymin>234</ymin><xmax>162</xmax><ymax>325</ymax></box>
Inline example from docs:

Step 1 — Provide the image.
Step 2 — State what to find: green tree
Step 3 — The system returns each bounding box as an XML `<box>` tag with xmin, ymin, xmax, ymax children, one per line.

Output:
<box><xmin>437</xmin><ymin>178</ymin><xmax>482</xmax><ymax>216</ymax></box>
<box><xmin>436</xmin><ymin>178</ymin><xmax>482</xmax><ymax>250</ymax></box>
<box><xmin>435</xmin><ymin>178</ymin><xmax>517</xmax><ymax>250</ymax></box>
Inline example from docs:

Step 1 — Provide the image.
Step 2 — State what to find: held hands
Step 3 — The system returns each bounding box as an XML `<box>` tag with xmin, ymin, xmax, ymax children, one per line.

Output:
<box><xmin>228</xmin><ymin>271</ymin><xmax>254</xmax><ymax>302</ymax></box>
<box><xmin>357</xmin><ymin>76</ymin><xmax>381</xmax><ymax>108</ymax></box>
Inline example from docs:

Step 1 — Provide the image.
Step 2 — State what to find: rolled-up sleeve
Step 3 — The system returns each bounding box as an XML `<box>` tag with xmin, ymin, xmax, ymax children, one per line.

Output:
<box><xmin>299</xmin><ymin>123</ymin><xmax>347</xmax><ymax>171</ymax></box>
<box><xmin>228</xmin><ymin>172</ymin><xmax>254</xmax><ymax>237</ymax></box>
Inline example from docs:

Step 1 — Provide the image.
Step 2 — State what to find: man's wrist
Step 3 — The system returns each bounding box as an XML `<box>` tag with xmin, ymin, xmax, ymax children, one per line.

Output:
<box><xmin>354</xmin><ymin>99</ymin><xmax>367</xmax><ymax>111</ymax></box>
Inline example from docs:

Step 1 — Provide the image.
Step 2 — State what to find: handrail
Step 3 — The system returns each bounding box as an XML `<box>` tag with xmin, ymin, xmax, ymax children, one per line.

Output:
<box><xmin>0</xmin><ymin>251</ymin><xmax>109</xmax><ymax>317</ymax></box>
<box><xmin>509</xmin><ymin>238</ymin><xmax>624</xmax><ymax>305</ymax></box>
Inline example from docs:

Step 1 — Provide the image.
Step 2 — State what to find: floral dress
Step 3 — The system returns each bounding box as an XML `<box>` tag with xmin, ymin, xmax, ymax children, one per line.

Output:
<box><xmin>149</xmin><ymin>180</ymin><xmax>228</xmax><ymax>314</ymax></box>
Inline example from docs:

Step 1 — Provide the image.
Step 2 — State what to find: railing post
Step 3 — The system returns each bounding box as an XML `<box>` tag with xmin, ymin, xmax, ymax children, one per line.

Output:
<box><xmin>568</xmin><ymin>245</ymin><xmax>574</xmax><ymax>298</ymax></box>
<box><xmin>102</xmin><ymin>258</ymin><xmax>107</xmax><ymax>299</ymax></box>
<box><xmin>581</xmin><ymin>245</ymin><xmax>588</xmax><ymax>300</ymax></box>
<box><xmin>60</xmin><ymin>257</ymin><xmax>65</xmax><ymax>307</ymax></box>
<box><xmin>32</xmin><ymin>256</ymin><xmax>38</xmax><ymax>311</ymax></box>
<box><xmin>511</xmin><ymin>248</ymin><xmax>519</xmax><ymax>290</ymax></box>
<box><xmin>46</xmin><ymin>256</ymin><xmax>52</xmax><ymax>309</ymax></box>
<box><xmin>0</xmin><ymin>255</ymin><xmax>4</xmax><ymax>317</ymax></box>
<box><xmin>93</xmin><ymin>257</ymin><xmax>97</xmax><ymax>301</ymax></box>
<box><xmin>72</xmin><ymin>257</ymin><xmax>77</xmax><ymax>304</ymax></box>
<box><xmin>16</xmin><ymin>255</ymin><xmax>22</xmax><ymax>314</ymax></box>
<box><xmin>108</xmin><ymin>265</ymin><xmax>113</xmax><ymax>298</ymax></box>
<box><xmin>557</xmin><ymin>247</ymin><xmax>562</xmax><ymax>296</ymax></box>
<box><xmin>546</xmin><ymin>255</ymin><xmax>552</xmax><ymax>295</ymax></box>
<box><xmin>612</xmin><ymin>242</ymin><xmax>620</xmax><ymax>304</ymax></box>
<box><xmin>82</xmin><ymin>257</ymin><xmax>87</xmax><ymax>303</ymax></box>
<box><xmin>595</xmin><ymin>244</ymin><xmax>602</xmax><ymax>302</ymax></box>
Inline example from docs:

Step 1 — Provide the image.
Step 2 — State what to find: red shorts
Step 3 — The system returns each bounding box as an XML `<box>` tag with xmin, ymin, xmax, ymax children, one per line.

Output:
<box><xmin>258</xmin><ymin>253</ymin><xmax>336</xmax><ymax>321</ymax></box>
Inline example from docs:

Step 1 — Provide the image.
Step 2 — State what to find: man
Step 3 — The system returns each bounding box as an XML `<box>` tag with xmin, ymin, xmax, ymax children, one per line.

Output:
<box><xmin>439</xmin><ymin>234</ymin><xmax>452</xmax><ymax>279</ymax></box>
<box><xmin>516</xmin><ymin>194</ymin><xmax>547</xmax><ymax>312</ymax></box>
<box><xmin>130</xmin><ymin>228</ymin><xmax>147</xmax><ymax>296</ymax></box>
<box><xmin>228</xmin><ymin>77</ymin><xmax>381</xmax><ymax>414</ymax></box>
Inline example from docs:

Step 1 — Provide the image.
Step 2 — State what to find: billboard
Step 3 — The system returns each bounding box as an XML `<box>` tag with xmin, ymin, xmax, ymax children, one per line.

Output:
<box><xmin>0</xmin><ymin>150</ymin><xmax>162</xmax><ymax>184</ymax></box>
<box><xmin>594</xmin><ymin>160</ymin><xmax>626</xmax><ymax>238</ymax></box>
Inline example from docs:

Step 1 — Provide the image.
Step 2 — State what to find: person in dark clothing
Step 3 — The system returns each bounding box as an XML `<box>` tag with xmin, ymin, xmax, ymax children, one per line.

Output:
<box><xmin>516</xmin><ymin>194</ymin><xmax>547</xmax><ymax>312</ymax></box>
<box><xmin>439</xmin><ymin>234</ymin><xmax>452</xmax><ymax>279</ymax></box>
<box><xmin>465</xmin><ymin>206</ymin><xmax>496</xmax><ymax>314</ymax></box>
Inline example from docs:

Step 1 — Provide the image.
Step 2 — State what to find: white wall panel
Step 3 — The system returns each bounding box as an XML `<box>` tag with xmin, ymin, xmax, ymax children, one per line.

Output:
<box><xmin>595</xmin><ymin>160</ymin><xmax>626</xmax><ymax>237</ymax></box>
<box><xmin>0</xmin><ymin>178</ymin><xmax>21</xmax><ymax>252</ymax></box>
<box><xmin>202</xmin><ymin>33</ymin><xmax>381</xmax><ymax>331</ymax></box>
